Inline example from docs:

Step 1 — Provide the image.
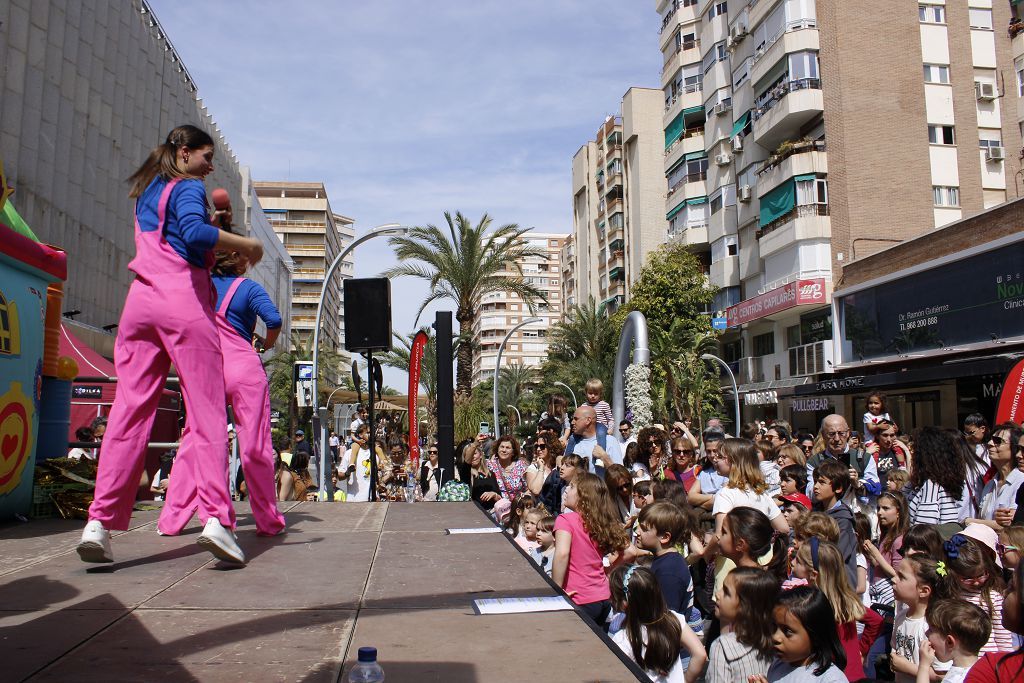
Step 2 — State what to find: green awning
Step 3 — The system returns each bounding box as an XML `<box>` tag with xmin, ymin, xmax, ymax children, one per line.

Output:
<box><xmin>665</xmin><ymin>111</ymin><xmax>685</xmax><ymax>150</ymax></box>
<box><xmin>731</xmin><ymin>112</ymin><xmax>751</xmax><ymax>137</ymax></box>
<box><xmin>687</xmin><ymin>196</ymin><xmax>708</xmax><ymax>205</ymax></box>
<box><xmin>609</xmin><ymin>266</ymin><xmax>624</xmax><ymax>280</ymax></box>
<box><xmin>666</xmin><ymin>200</ymin><xmax>687</xmax><ymax>220</ymax></box>
<box><xmin>794</xmin><ymin>173</ymin><xmax>817</xmax><ymax>182</ymax></box>
<box><xmin>684</xmin><ymin>151</ymin><xmax>707</xmax><ymax>161</ymax></box>
<box><xmin>759</xmin><ymin>180</ymin><xmax>796</xmax><ymax>227</ymax></box>
<box><xmin>666</xmin><ymin>156</ymin><xmax>687</xmax><ymax>175</ymax></box>
<box><xmin>682</xmin><ymin>105</ymin><xmax>703</xmax><ymax>116</ymax></box>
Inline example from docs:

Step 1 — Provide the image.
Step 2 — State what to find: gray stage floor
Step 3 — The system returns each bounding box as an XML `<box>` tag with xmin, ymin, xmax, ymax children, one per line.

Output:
<box><xmin>0</xmin><ymin>501</ymin><xmax>642</xmax><ymax>682</ymax></box>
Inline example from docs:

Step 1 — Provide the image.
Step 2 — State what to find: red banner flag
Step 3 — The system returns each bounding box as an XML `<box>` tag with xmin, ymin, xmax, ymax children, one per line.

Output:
<box><xmin>995</xmin><ymin>358</ymin><xmax>1024</xmax><ymax>425</ymax></box>
<box><xmin>408</xmin><ymin>331</ymin><xmax>429</xmax><ymax>472</ymax></box>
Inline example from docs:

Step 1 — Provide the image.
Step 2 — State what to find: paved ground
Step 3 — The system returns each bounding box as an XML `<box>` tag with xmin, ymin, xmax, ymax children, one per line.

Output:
<box><xmin>0</xmin><ymin>501</ymin><xmax>642</xmax><ymax>682</ymax></box>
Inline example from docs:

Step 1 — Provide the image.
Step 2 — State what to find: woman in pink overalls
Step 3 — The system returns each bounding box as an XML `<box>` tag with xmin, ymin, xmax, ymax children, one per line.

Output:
<box><xmin>158</xmin><ymin>251</ymin><xmax>287</xmax><ymax>537</ymax></box>
<box><xmin>77</xmin><ymin>125</ymin><xmax>263</xmax><ymax>565</ymax></box>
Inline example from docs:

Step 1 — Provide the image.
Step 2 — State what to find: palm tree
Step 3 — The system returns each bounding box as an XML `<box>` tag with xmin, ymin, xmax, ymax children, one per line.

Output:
<box><xmin>384</xmin><ymin>212</ymin><xmax>548</xmax><ymax>396</ymax></box>
<box><xmin>541</xmin><ymin>296</ymin><xmax>617</xmax><ymax>391</ymax></box>
<box><xmin>649</xmin><ymin>320</ymin><xmax>719</xmax><ymax>423</ymax></box>
<box><xmin>497</xmin><ymin>362</ymin><xmax>538</xmax><ymax>427</ymax></box>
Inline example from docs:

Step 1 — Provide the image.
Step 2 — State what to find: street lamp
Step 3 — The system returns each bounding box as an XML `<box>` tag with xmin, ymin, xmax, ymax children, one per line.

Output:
<box><xmin>492</xmin><ymin>317</ymin><xmax>542</xmax><ymax>435</ymax></box>
<box><xmin>554</xmin><ymin>381</ymin><xmax>578</xmax><ymax>410</ymax></box>
<box><xmin>506</xmin><ymin>404</ymin><xmax>522</xmax><ymax>428</ymax></box>
<box><xmin>311</xmin><ymin>223</ymin><xmax>409</xmax><ymax>498</ymax></box>
<box><xmin>701</xmin><ymin>353</ymin><xmax>741</xmax><ymax>433</ymax></box>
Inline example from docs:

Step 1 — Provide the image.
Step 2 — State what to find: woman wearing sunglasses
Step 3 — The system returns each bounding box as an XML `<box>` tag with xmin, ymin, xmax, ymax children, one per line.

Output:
<box><xmin>526</xmin><ymin>431</ymin><xmax>562</xmax><ymax>496</ymax></box>
<box><xmin>663</xmin><ymin>437</ymin><xmax>700</xmax><ymax>493</ymax></box>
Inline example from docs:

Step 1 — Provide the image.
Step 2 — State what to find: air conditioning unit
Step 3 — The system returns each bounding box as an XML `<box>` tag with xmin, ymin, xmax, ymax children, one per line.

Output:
<box><xmin>714</xmin><ymin>101</ymin><xmax>732</xmax><ymax>116</ymax></box>
<box><xmin>738</xmin><ymin>185</ymin><xmax>752</xmax><ymax>202</ymax></box>
<box><xmin>986</xmin><ymin>146</ymin><xmax>1006</xmax><ymax>161</ymax></box>
<box><xmin>975</xmin><ymin>82</ymin><xmax>997</xmax><ymax>101</ymax></box>
<box><xmin>731</xmin><ymin>136</ymin><xmax>744</xmax><ymax>152</ymax></box>
<box><xmin>715</xmin><ymin>153</ymin><xmax>732</xmax><ymax>166</ymax></box>
<box><xmin>730</xmin><ymin>23</ymin><xmax>748</xmax><ymax>41</ymax></box>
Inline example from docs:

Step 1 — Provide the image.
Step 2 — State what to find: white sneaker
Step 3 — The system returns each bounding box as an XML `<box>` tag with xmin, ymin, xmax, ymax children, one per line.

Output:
<box><xmin>197</xmin><ymin>518</ymin><xmax>246</xmax><ymax>564</ymax></box>
<box><xmin>77</xmin><ymin>520</ymin><xmax>113</xmax><ymax>563</ymax></box>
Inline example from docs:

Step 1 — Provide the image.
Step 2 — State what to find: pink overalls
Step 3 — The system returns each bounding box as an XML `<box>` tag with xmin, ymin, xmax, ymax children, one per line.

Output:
<box><xmin>159</xmin><ymin>277</ymin><xmax>285</xmax><ymax>536</ymax></box>
<box><xmin>88</xmin><ymin>178</ymin><xmax>234</xmax><ymax>531</ymax></box>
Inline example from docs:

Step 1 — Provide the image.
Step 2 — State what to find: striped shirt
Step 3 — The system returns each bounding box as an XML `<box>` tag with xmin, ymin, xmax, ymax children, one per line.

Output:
<box><xmin>588</xmin><ymin>400</ymin><xmax>614</xmax><ymax>430</ymax></box>
<box><xmin>705</xmin><ymin>632</ymin><xmax>772</xmax><ymax>683</ymax></box>
<box><xmin>963</xmin><ymin>589</ymin><xmax>1015</xmax><ymax>653</ymax></box>
<box><xmin>906</xmin><ymin>480</ymin><xmax>969</xmax><ymax>526</ymax></box>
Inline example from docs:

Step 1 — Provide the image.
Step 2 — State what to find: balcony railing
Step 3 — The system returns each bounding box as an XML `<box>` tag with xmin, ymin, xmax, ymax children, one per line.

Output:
<box><xmin>758</xmin><ymin>203</ymin><xmax>829</xmax><ymax>238</ymax></box>
<box><xmin>664</xmin><ymin>81</ymin><xmax>702</xmax><ymax>111</ymax></box>
<box><xmin>757</xmin><ymin>139</ymin><xmax>826</xmax><ymax>176</ymax></box>
<box><xmin>752</xmin><ymin>78</ymin><xmax>821</xmax><ymax>122</ymax></box>
<box><xmin>751</xmin><ymin>19</ymin><xmax>818</xmax><ymax>66</ymax></box>
<box><xmin>660</xmin><ymin>2</ymin><xmax>679</xmax><ymax>32</ymax></box>
<box><xmin>667</xmin><ymin>171</ymin><xmax>708</xmax><ymax>198</ymax></box>
<box><xmin>664</xmin><ymin>126</ymin><xmax>704</xmax><ymax>156</ymax></box>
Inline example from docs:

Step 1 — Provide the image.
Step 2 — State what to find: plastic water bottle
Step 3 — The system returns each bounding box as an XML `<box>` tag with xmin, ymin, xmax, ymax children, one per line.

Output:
<box><xmin>348</xmin><ymin>647</ymin><xmax>385</xmax><ymax>682</ymax></box>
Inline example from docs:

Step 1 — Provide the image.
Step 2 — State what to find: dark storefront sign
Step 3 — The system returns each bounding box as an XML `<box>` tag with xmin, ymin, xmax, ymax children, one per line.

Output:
<box><xmin>72</xmin><ymin>386</ymin><xmax>103</xmax><ymax>399</ymax></box>
<box><xmin>816</xmin><ymin>376</ymin><xmax>865</xmax><ymax>392</ymax></box>
<box><xmin>838</xmin><ymin>239</ymin><xmax>1024</xmax><ymax>362</ymax></box>
<box><xmin>792</xmin><ymin>397</ymin><xmax>832</xmax><ymax>412</ymax></box>
<box><xmin>801</xmin><ymin>310</ymin><xmax>832</xmax><ymax>344</ymax></box>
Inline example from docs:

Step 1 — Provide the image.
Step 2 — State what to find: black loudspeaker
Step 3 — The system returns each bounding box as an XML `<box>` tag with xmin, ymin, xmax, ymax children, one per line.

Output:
<box><xmin>343</xmin><ymin>278</ymin><xmax>392</xmax><ymax>352</ymax></box>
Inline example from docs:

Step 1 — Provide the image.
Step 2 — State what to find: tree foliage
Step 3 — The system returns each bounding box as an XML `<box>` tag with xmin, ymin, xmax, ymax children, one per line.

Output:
<box><xmin>383</xmin><ymin>212</ymin><xmax>548</xmax><ymax>396</ymax></box>
<box><xmin>538</xmin><ymin>296</ymin><xmax>617</xmax><ymax>403</ymax></box>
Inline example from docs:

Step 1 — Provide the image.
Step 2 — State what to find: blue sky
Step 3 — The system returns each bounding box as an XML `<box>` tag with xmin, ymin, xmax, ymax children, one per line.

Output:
<box><xmin>150</xmin><ymin>1</ymin><xmax>661</xmax><ymax>389</ymax></box>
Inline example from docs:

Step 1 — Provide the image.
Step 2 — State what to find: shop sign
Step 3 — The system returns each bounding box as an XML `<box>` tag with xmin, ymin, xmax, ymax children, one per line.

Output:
<box><xmin>838</xmin><ymin>239</ymin><xmax>1024</xmax><ymax>361</ymax></box>
<box><xmin>792</xmin><ymin>397</ymin><xmax>831</xmax><ymax>412</ymax></box>
<box><xmin>800</xmin><ymin>310</ymin><xmax>832</xmax><ymax>344</ymax></box>
<box><xmin>816</xmin><ymin>376</ymin><xmax>864</xmax><ymax>392</ymax></box>
<box><xmin>72</xmin><ymin>386</ymin><xmax>103</xmax><ymax>399</ymax></box>
<box><xmin>744</xmin><ymin>390</ymin><xmax>778</xmax><ymax>406</ymax></box>
<box><xmin>727</xmin><ymin>278</ymin><xmax>827</xmax><ymax>327</ymax></box>
<box><xmin>996</xmin><ymin>358</ymin><xmax>1024</xmax><ymax>424</ymax></box>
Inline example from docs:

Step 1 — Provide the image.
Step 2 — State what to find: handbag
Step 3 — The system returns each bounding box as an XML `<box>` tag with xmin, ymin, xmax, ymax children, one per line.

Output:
<box><xmin>437</xmin><ymin>480</ymin><xmax>471</xmax><ymax>502</ymax></box>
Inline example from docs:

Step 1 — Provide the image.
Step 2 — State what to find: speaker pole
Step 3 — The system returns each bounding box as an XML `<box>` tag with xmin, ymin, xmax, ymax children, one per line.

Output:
<box><xmin>435</xmin><ymin>312</ymin><xmax>455</xmax><ymax>475</ymax></box>
<box><xmin>366</xmin><ymin>350</ymin><xmax>378</xmax><ymax>501</ymax></box>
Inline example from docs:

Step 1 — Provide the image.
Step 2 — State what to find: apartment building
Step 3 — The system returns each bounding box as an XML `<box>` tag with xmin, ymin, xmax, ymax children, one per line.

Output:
<box><xmin>568</xmin><ymin>88</ymin><xmax>668</xmax><ymax>316</ymax></box>
<box><xmin>472</xmin><ymin>233</ymin><xmax>566</xmax><ymax>386</ymax></box>
<box><xmin>253</xmin><ymin>182</ymin><xmax>354</xmax><ymax>375</ymax></box>
<box><xmin>656</xmin><ymin>0</ymin><xmax>1022</xmax><ymax>428</ymax></box>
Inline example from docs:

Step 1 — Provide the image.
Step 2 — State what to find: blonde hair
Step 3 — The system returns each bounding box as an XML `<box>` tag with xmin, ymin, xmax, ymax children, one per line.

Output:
<box><xmin>797</xmin><ymin>540</ymin><xmax>865</xmax><ymax>623</ymax></box>
<box><xmin>585</xmin><ymin>378</ymin><xmax>604</xmax><ymax>395</ymax></box>
<box><xmin>777</xmin><ymin>443</ymin><xmax>806</xmax><ymax>468</ymax></box>
<box><xmin>721</xmin><ymin>438</ymin><xmax>767</xmax><ymax>494</ymax></box>
<box><xmin>793</xmin><ymin>511</ymin><xmax>839</xmax><ymax>542</ymax></box>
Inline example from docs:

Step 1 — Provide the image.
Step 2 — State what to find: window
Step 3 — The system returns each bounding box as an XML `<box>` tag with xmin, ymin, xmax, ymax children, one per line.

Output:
<box><xmin>919</xmin><ymin>4</ymin><xmax>945</xmax><ymax>23</ymax></box>
<box><xmin>969</xmin><ymin>8</ymin><xmax>993</xmax><ymax>30</ymax></box>
<box><xmin>933</xmin><ymin>186</ymin><xmax>960</xmax><ymax>207</ymax></box>
<box><xmin>710</xmin><ymin>191</ymin><xmax>723</xmax><ymax>214</ymax></box>
<box><xmin>702</xmin><ymin>41</ymin><xmax>728</xmax><ymax>73</ymax></box>
<box><xmin>753</xmin><ymin>332</ymin><xmax>775</xmax><ymax>357</ymax></box>
<box><xmin>796</xmin><ymin>177</ymin><xmax>828</xmax><ymax>205</ymax></box>
<box><xmin>1017</xmin><ymin>57</ymin><xmax>1024</xmax><ymax>97</ymax></box>
<box><xmin>681</xmin><ymin>32</ymin><xmax>697</xmax><ymax>51</ymax></box>
<box><xmin>786</xmin><ymin>325</ymin><xmax>801</xmax><ymax>349</ymax></box>
<box><xmin>733</xmin><ymin>57</ymin><xmax>752</xmax><ymax>88</ymax></box>
<box><xmin>923</xmin><ymin>64</ymin><xmax>950</xmax><ymax>84</ymax></box>
<box><xmin>712</xmin><ymin>235</ymin><xmax>738</xmax><ymax>262</ymax></box>
<box><xmin>708</xmin><ymin>1</ymin><xmax>728</xmax><ymax>19</ymax></box>
<box><xmin>979</xmin><ymin>132</ymin><xmax>1002</xmax><ymax>149</ymax></box>
<box><xmin>789</xmin><ymin>51</ymin><xmax>819</xmax><ymax>81</ymax></box>
<box><xmin>928</xmin><ymin>125</ymin><xmax>955</xmax><ymax>145</ymax></box>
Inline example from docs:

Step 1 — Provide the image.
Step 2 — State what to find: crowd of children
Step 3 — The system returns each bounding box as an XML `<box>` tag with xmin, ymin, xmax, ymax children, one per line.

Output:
<box><xmin>495</xmin><ymin>393</ymin><xmax>1024</xmax><ymax>682</ymax></box>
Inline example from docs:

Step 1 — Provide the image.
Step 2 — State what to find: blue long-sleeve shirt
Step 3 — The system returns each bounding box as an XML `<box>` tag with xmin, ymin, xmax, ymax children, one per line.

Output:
<box><xmin>212</xmin><ymin>275</ymin><xmax>282</xmax><ymax>340</ymax></box>
<box><xmin>135</xmin><ymin>177</ymin><xmax>220</xmax><ymax>267</ymax></box>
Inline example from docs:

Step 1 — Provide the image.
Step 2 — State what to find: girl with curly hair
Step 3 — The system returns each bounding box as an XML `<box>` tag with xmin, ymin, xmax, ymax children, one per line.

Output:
<box><xmin>553</xmin><ymin>472</ymin><xmax>630</xmax><ymax>628</ymax></box>
<box><xmin>635</xmin><ymin>426</ymin><xmax>669</xmax><ymax>481</ymax></box>
<box><xmin>906</xmin><ymin>426</ymin><xmax>969</xmax><ymax>526</ymax></box>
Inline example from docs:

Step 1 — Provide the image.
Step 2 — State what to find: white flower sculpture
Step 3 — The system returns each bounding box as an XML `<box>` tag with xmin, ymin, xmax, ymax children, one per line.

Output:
<box><xmin>624</xmin><ymin>363</ymin><xmax>653</xmax><ymax>430</ymax></box>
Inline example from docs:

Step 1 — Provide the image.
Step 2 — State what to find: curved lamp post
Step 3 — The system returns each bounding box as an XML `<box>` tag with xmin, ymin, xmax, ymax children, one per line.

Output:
<box><xmin>554</xmin><ymin>381</ymin><xmax>578</xmax><ymax>410</ymax></box>
<box><xmin>492</xmin><ymin>316</ymin><xmax>542</xmax><ymax>435</ymax></box>
<box><xmin>506</xmin><ymin>404</ymin><xmax>522</xmax><ymax>428</ymax></box>
<box><xmin>612</xmin><ymin>311</ymin><xmax>651</xmax><ymax>428</ymax></box>
<box><xmin>311</xmin><ymin>224</ymin><xmax>408</xmax><ymax>414</ymax></box>
<box><xmin>701</xmin><ymin>353</ymin><xmax>741</xmax><ymax>432</ymax></box>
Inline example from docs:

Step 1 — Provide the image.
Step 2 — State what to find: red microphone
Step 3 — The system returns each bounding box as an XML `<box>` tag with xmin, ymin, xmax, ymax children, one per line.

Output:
<box><xmin>211</xmin><ymin>188</ymin><xmax>232</xmax><ymax>229</ymax></box>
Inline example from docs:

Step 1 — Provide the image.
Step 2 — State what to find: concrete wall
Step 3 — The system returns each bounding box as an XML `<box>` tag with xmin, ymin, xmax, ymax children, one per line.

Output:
<box><xmin>0</xmin><ymin>1</ymin><xmax>288</xmax><ymax>339</ymax></box>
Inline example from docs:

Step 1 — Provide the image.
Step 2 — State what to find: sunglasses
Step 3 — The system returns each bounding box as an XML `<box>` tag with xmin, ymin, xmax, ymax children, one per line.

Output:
<box><xmin>673</xmin><ymin>449</ymin><xmax>694</xmax><ymax>455</ymax></box>
<box><xmin>989</xmin><ymin>436</ymin><xmax>1007</xmax><ymax>446</ymax></box>
<box><xmin>536</xmin><ymin>444</ymin><xmax>548</xmax><ymax>450</ymax></box>
<box><xmin>428</xmin><ymin>450</ymin><xmax>438</xmax><ymax>454</ymax></box>
<box><xmin>998</xmin><ymin>541</ymin><xmax>1019</xmax><ymax>556</ymax></box>
<box><xmin>617</xmin><ymin>483</ymin><xmax>631</xmax><ymax>491</ymax></box>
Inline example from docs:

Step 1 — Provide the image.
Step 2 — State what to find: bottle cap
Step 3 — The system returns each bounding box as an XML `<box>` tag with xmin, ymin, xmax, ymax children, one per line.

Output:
<box><xmin>357</xmin><ymin>647</ymin><xmax>377</xmax><ymax>663</ymax></box>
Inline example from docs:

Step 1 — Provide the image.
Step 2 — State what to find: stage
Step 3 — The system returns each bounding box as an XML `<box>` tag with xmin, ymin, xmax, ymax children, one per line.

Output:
<box><xmin>0</xmin><ymin>502</ymin><xmax>644</xmax><ymax>682</ymax></box>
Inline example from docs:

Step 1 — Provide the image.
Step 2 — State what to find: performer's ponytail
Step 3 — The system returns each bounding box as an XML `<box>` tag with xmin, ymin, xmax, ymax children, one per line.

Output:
<box><xmin>127</xmin><ymin>125</ymin><xmax>214</xmax><ymax>198</ymax></box>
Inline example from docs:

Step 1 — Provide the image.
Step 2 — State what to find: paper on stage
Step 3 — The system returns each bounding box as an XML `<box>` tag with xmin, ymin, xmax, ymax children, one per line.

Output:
<box><xmin>473</xmin><ymin>596</ymin><xmax>574</xmax><ymax>614</ymax></box>
<box><xmin>445</xmin><ymin>527</ymin><xmax>502</xmax><ymax>534</ymax></box>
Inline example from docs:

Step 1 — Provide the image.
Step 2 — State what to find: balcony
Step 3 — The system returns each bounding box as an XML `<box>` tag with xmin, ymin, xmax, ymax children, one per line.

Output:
<box><xmin>708</xmin><ymin>205</ymin><xmax>736</xmax><ymax>244</ymax></box>
<box><xmin>752</xmin><ymin>78</ymin><xmax>824</xmax><ymax>150</ymax></box>
<box><xmin>677</xmin><ymin>223</ymin><xmax>709</xmax><ymax>250</ymax></box>
<box><xmin>664</xmin><ymin>84</ymin><xmax>703</xmax><ymax>122</ymax></box>
<box><xmin>750</xmin><ymin>22</ymin><xmax>819</xmax><ymax>86</ymax></box>
<box><xmin>757</xmin><ymin>204</ymin><xmax>831</xmax><ymax>259</ymax></box>
<box><xmin>667</xmin><ymin>171</ymin><xmax>708</xmax><ymax>204</ymax></box>
<box><xmin>665</xmin><ymin>126</ymin><xmax>705</xmax><ymax>171</ymax></box>
<box><xmin>789</xmin><ymin>340</ymin><xmax>834</xmax><ymax>377</ymax></box>
<box><xmin>606</xmin><ymin>198</ymin><xmax>624</xmax><ymax>216</ymax></box>
<box><xmin>286</xmin><ymin>246</ymin><xmax>327</xmax><ymax>257</ymax></box>
<box><xmin>608</xmin><ymin>249</ymin><xmax>625</xmax><ymax>270</ymax></box>
<box><xmin>756</xmin><ymin>139</ymin><xmax>827</xmax><ymax>196</ymax></box>
<box><xmin>710</xmin><ymin>255</ymin><xmax>740</xmax><ymax>288</ymax></box>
